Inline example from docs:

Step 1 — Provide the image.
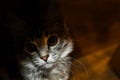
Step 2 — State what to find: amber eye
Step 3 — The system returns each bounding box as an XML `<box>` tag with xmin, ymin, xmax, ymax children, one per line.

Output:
<box><xmin>48</xmin><ymin>36</ymin><xmax>58</xmax><ymax>46</ymax></box>
<box><xmin>24</xmin><ymin>42</ymin><xmax>38</xmax><ymax>53</ymax></box>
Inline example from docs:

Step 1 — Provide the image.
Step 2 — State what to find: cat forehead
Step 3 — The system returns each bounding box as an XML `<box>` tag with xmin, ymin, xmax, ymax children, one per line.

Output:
<box><xmin>42</xmin><ymin>22</ymin><xmax>65</xmax><ymax>33</ymax></box>
<box><xmin>28</xmin><ymin>34</ymin><xmax>58</xmax><ymax>43</ymax></box>
<box><xmin>31</xmin><ymin>28</ymin><xmax>62</xmax><ymax>38</ymax></box>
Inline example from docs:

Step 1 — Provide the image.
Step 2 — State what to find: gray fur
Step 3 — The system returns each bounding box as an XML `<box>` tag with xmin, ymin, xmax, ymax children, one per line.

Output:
<box><xmin>20</xmin><ymin>36</ymin><xmax>73</xmax><ymax>80</ymax></box>
<box><xmin>11</xmin><ymin>0</ymin><xmax>74</xmax><ymax>79</ymax></box>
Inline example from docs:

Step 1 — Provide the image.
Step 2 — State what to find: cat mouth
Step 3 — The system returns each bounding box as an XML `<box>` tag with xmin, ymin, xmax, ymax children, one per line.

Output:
<box><xmin>40</xmin><ymin>62</ymin><xmax>54</xmax><ymax>69</ymax></box>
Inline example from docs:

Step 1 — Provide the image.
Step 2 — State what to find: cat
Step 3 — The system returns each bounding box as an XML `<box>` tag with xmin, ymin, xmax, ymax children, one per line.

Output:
<box><xmin>4</xmin><ymin>0</ymin><xmax>74</xmax><ymax>80</ymax></box>
<box><xmin>12</xmin><ymin>15</ymin><xmax>73</xmax><ymax>80</ymax></box>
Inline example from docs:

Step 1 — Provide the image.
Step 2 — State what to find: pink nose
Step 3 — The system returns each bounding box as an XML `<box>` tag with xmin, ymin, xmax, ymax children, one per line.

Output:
<box><xmin>41</xmin><ymin>55</ymin><xmax>49</xmax><ymax>61</ymax></box>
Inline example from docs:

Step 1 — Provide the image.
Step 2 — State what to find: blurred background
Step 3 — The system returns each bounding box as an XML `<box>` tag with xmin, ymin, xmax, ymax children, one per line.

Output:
<box><xmin>58</xmin><ymin>0</ymin><xmax>120</xmax><ymax>80</ymax></box>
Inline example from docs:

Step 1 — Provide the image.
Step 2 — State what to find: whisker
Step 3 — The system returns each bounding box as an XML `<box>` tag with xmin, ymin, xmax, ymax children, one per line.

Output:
<box><xmin>72</xmin><ymin>58</ymin><xmax>90</xmax><ymax>80</ymax></box>
<box><xmin>69</xmin><ymin>62</ymin><xmax>82</xmax><ymax>80</ymax></box>
<box><xmin>60</xmin><ymin>58</ymin><xmax>90</xmax><ymax>80</ymax></box>
<box><xmin>59</xmin><ymin>61</ymin><xmax>77</xmax><ymax>80</ymax></box>
<box><xmin>66</xmin><ymin>65</ymin><xmax>76</xmax><ymax>80</ymax></box>
<box><xmin>70</xmin><ymin>65</ymin><xmax>78</xmax><ymax>80</ymax></box>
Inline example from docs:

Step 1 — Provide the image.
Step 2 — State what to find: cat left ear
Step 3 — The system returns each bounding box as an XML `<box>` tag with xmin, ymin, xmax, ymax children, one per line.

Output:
<box><xmin>45</xmin><ymin>0</ymin><xmax>71</xmax><ymax>35</ymax></box>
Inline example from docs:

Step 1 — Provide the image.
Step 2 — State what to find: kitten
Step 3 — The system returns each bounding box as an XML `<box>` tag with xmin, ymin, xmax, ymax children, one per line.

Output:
<box><xmin>6</xmin><ymin>0</ymin><xmax>74</xmax><ymax>80</ymax></box>
<box><xmin>10</xmin><ymin>16</ymin><xmax>73</xmax><ymax>80</ymax></box>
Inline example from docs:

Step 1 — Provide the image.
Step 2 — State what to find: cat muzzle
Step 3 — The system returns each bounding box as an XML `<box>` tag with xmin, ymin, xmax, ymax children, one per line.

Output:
<box><xmin>41</xmin><ymin>55</ymin><xmax>49</xmax><ymax>61</ymax></box>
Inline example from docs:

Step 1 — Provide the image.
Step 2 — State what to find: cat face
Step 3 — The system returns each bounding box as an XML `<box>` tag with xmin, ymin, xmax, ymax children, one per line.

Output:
<box><xmin>23</xmin><ymin>30</ymin><xmax>73</xmax><ymax>68</ymax></box>
<box><xmin>8</xmin><ymin>13</ymin><xmax>73</xmax><ymax>70</ymax></box>
<box><xmin>9</xmin><ymin>13</ymin><xmax>73</xmax><ymax>69</ymax></box>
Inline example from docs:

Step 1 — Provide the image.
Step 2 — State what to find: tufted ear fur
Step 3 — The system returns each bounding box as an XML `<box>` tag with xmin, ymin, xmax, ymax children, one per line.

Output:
<box><xmin>7</xmin><ymin>13</ymin><xmax>28</xmax><ymax>37</ymax></box>
<box><xmin>43</xmin><ymin>0</ymin><xmax>71</xmax><ymax>38</ymax></box>
<box><xmin>45</xmin><ymin>0</ymin><xmax>63</xmax><ymax>24</ymax></box>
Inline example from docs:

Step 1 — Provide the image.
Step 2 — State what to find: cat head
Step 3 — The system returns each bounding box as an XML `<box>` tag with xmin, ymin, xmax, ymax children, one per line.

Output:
<box><xmin>10</xmin><ymin>17</ymin><xmax>73</xmax><ymax>68</ymax></box>
<box><xmin>7</xmin><ymin>0</ymin><xmax>73</xmax><ymax>68</ymax></box>
<box><xmin>22</xmin><ymin>23</ymin><xmax>73</xmax><ymax>67</ymax></box>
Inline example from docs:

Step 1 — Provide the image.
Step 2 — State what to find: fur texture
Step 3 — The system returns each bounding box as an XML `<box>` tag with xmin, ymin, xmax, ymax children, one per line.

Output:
<box><xmin>3</xmin><ymin>0</ymin><xmax>74</xmax><ymax>79</ymax></box>
<box><xmin>19</xmin><ymin>28</ymin><xmax>73</xmax><ymax>80</ymax></box>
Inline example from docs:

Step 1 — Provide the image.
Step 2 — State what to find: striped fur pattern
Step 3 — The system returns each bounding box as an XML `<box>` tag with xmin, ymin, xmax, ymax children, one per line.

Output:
<box><xmin>18</xmin><ymin>25</ymin><xmax>73</xmax><ymax>80</ymax></box>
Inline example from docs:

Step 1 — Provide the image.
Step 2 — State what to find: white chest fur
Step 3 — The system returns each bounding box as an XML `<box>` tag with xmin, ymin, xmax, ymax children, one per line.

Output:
<box><xmin>20</xmin><ymin>58</ymin><xmax>71</xmax><ymax>80</ymax></box>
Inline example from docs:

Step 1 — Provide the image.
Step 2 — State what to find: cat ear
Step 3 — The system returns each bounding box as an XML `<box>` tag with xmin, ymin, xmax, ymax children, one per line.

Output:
<box><xmin>7</xmin><ymin>12</ymin><xmax>28</xmax><ymax>37</ymax></box>
<box><xmin>45</xmin><ymin>0</ymin><xmax>64</xmax><ymax>25</ymax></box>
<box><xmin>45</xmin><ymin>0</ymin><xmax>71</xmax><ymax>35</ymax></box>
<box><xmin>6</xmin><ymin>13</ymin><xmax>31</xmax><ymax>52</ymax></box>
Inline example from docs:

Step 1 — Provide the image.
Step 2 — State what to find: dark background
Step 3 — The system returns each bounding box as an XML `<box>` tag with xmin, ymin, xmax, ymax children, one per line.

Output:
<box><xmin>59</xmin><ymin>0</ymin><xmax>120</xmax><ymax>78</ymax></box>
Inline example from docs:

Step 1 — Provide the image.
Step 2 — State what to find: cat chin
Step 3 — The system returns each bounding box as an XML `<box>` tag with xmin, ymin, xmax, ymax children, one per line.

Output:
<box><xmin>44</xmin><ymin>63</ymin><xmax>54</xmax><ymax>68</ymax></box>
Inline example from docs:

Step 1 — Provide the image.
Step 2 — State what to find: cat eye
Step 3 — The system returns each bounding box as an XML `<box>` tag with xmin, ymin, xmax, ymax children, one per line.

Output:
<box><xmin>24</xmin><ymin>42</ymin><xmax>38</xmax><ymax>53</ymax></box>
<box><xmin>48</xmin><ymin>36</ymin><xmax>58</xmax><ymax>46</ymax></box>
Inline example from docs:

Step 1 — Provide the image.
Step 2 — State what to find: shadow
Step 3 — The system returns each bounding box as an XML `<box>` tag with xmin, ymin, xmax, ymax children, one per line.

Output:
<box><xmin>0</xmin><ymin>0</ymin><xmax>50</xmax><ymax>80</ymax></box>
<box><xmin>109</xmin><ymin>44</ymin><xmax>120</xmax><ymax>78</ymax></box>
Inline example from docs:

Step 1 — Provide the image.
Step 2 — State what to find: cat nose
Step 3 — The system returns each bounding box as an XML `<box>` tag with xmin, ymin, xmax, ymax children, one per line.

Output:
<box><xmin>41</xmin><ymin>55</ymin><xmax>49</xmax><ymax>61</ymax></box>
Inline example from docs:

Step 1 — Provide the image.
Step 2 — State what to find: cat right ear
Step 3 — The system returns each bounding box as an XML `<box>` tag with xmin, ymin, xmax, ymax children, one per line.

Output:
<box><xmin>7</xmin><ymin>12</ymin><xmax>28</xmax><ymax>37</ymax></box>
